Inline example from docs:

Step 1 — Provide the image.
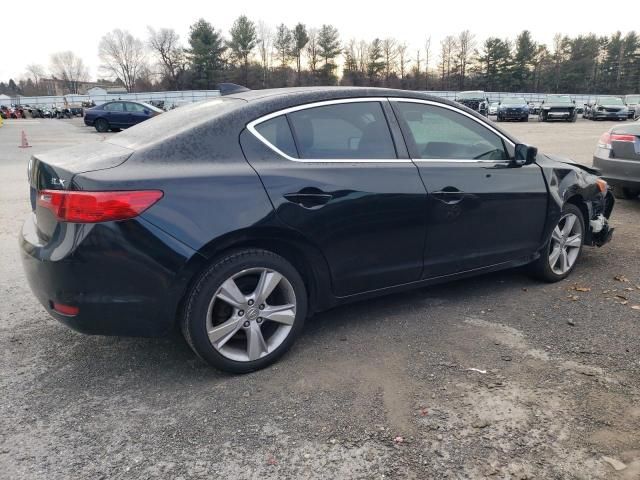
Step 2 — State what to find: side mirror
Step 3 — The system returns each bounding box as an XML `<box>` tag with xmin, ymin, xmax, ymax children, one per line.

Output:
<box><xmin>513</xmin><ymin>144</ymin><xmax>538</xmax><ymax>166</ymax></box>
<box><xmin>498</xmin><ymin>101</ymin><xmax>501</xmax><ymax>105</ymax></box>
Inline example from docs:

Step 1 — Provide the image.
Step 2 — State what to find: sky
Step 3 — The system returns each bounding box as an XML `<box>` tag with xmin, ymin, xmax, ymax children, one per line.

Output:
<box><xmin>2</xmin><ymin>0</ymin><xmax>639</xmax><ymax>82</ymax></box>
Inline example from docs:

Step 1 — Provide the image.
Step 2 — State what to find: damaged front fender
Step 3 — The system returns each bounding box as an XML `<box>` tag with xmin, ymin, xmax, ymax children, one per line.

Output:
<box><xmin>536</xmin><ymin>154</ymin><xmax>615</xmax><ymax>248</ymax></box>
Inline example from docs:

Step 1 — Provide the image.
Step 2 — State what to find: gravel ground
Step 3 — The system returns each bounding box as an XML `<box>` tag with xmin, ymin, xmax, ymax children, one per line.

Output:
<box><xmin>1</xmin><ymin>116</ymin><xmax>639</xmax><ymax>480</ymax></box>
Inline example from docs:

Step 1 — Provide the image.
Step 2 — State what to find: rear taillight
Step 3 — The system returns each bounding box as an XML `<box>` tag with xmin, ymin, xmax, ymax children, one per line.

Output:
<box><xmin>51</xmin><ymin>302</ymin><xmax>79</xmax><ymax>316</ymax></box>
<box><xmin>598</xmin><ymin>132</ymin><xmax>636</xmax><ymax>149</ymax></box>
<box><xmin>37</xmin><ymin>190</ymin><xmax>163</xmax><ymax>223</ymax></box>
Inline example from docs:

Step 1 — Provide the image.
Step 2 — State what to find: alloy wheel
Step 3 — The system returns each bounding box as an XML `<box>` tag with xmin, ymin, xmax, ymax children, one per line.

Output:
<box><xmin>205</xmin><ymin>267</ymin><xmax>296</xmax><ymax>362</ymax></box>
<box><xmin>548</xmin><ymin>213</ymin><xmax>583</xmax><ymax>275</ymax></box>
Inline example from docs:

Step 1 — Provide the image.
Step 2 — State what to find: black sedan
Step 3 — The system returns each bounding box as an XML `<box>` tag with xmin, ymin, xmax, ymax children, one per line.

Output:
<box><xmin>21</xmin><ymin>87</ymin><xmax>614</xmax><ymax>373</ymax></box>
<box><xmin>593</xmin><ymin>122</ymin><xmax>640</xmax><ymax>198</ymax></box>
<box><xmin>538</xmin><ymin>95</ymin><xmax>577</xmax><ymax>122</ymax></box>
<box><xmin>84</xmin><ymin>100</ymin><xmax>163</xmax><ymax>132</ymax></box>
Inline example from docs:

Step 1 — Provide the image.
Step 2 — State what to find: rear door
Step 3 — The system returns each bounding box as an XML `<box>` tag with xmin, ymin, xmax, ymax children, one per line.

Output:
<box><xmin>391</xmin><ymin>99</ymin><xmax>548</xmax><ymax>278</ymax></box>
<box><xmin>241</xmin><ymin>98</ymin><xmax>428</xmax><ymax>297</ymax></box>
<box><xmin>103</xmin><ymin>102</ymin><xmax>128</xmax><ymax>128</ymax></box>
<box><xmin>125</xmin><ymin>102</ymin><xmax>151</xmax><ymax>126</ymax></box>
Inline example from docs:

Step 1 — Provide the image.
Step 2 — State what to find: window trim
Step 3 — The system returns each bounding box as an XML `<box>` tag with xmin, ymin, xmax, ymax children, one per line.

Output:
<box><xmin>247</xmin><ymin>98</ymin><xmax>410</xmax><ymax>163</ymax></box>
<box><xmin>389</xmin><ymin>98</ymin><xmax>515</xmax><ymax>164</ymax></box>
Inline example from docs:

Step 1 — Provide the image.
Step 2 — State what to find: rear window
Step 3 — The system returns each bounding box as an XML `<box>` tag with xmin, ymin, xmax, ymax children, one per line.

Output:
<box><xmin>108</xmin><ymin>97</ymin><xmax>242</xmax><ymax>149</ymax></box>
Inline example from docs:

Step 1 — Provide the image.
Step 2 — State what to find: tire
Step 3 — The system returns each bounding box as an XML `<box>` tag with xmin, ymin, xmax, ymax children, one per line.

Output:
<box><xmin>529</xmin><ymin>203</ymin><xmax>585</xmax><ymax>283</ymax></box>
<box><xmin>523</xmin><ymin>116</ymin><xmax>529</xmax><ymax>122</ymax></box>
<box><xmin>95</xmin><ymin>118</ymin><xmax>109</xmax><ymax>133</ymax></box>
<box><xmin>613</xmin><ymin>186</ymin><xmax>640</xmax><ymax>199</ymax></box>
<box><xmin>181</xmin><ymin>249</ymin><xmax>308</xmax><ymax>373</ymax></box>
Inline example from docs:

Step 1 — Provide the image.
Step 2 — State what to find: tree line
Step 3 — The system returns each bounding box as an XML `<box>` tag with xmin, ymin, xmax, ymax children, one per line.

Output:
<box><xmin>1</xmin><ymin>17</ymin><xmax>639</xmax><ymax>97</ymax></box>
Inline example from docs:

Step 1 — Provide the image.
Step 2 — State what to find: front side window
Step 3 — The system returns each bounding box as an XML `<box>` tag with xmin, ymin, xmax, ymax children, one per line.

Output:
<box><xmin>395</xmin><ymin>102</ymin><xmax>508</xmax><ymax>161</ymax></box>
<box><xmin>286</xmin><ymin>102</ymin><xmax>397</xmax><ymax>160</ymax></box>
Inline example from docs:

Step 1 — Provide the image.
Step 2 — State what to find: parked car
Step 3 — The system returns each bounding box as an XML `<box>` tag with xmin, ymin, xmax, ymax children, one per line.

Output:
<box><xmin>455</xmin><ymin>90</ymin><xmax>489</xmax><ymax>116</ymax></box>
<box><xmin>538</xmin><ymin>95</ymin><xmax>577</xmax><ymax>122</ymax></box>
<box><xmin>585</xmin><ymin>97</ymin><xmax>629</xmax><ymax>121</ymax></box>
<box><xmin>575</xmin><ymin>105</ymin><xmax>584</xmax><ymax>115</ymax></box>
<box><xmin>593</xmin><ymin>122</ymin><xmax>640</xmax><ymax>198</ymax></box>
<box><xmin>488</xmin><ymin>102</ymin><xmax>499</xmax><ymax>115</ymax></box>
<box><xmin>497</xmin><ymin>96</ymin><xmax>530</xmax><ymax>122</ymax></box>
<box><xmin>84</xmin><ymin>101</ymin><xmax>163</xmax><ymax>132</ymax></box>
<box><xmin>21</xmin><ymin>87</ymin><xmax>614</xmax><ymax>373</ymax></box>
<box><xmin>624</xmin><ymin>94</ymin><xmax>640</xmax><ymax>120</ymax></box>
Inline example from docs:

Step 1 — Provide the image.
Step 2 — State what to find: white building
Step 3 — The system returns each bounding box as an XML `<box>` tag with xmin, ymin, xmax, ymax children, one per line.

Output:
<box><xmin>0</xmin><ymin>94</ymin><xmax>12</xmax><ymax>106</ymax></box>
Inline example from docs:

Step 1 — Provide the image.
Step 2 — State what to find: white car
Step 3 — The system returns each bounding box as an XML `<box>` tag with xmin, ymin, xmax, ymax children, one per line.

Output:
<box><xmin>489</xmin><ymin>102</ymin><xmax>499</xmax><ymax>115</ymax></box>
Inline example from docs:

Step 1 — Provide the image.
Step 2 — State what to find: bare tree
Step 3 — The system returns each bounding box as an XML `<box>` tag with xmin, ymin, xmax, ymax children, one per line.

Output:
<box><xmin>25</xmin><ymin>64</ymin><xmax>46</xmax><ymax>92</ymax></box>
<box><xmin>397</xmin><ymin>43</ymin><xmax>409</xmax><ymax>80</ymax></box>
<box><xmin>382</xmin><ymin>38</ymin><xmax>398</xmax><ymax>82</ymax></box>
<box><xmin>455</xmin><ymin>30</ymin><xmax>476</xmax><ymax>89</ymax></box>
<box><xmin>356</xmin><ymin>40</ymin><xmax>369</xmax><ymax>74</ymax></box>
<box><xmin>49</xmin><ymin>52</ymin><xmax>89</xmax><ymax>94</ymax></box>
<box><xmin>439</xmin><ymin>36</ymin><xmax>456</xmax><ymax>89</ymax></box>
<box><xmin>257</xmin><ymin>21</ymin><xmax>273</xmax><ymax>88</ymax></box>
<box><xmin>306</xmin><ymin>28</ymin><xmax>320</xmax><ymax>81</ymax></box>
<box><xmin>99</xmin><ymin>29</ymin><xmax>147</xmax><ymax>92</ymax></box>
<box><xmin>424</xmin><ymin>36</ymin><xmax>432</xmax><ymax>89</ymax></box>
<box><xmin>147</xmin><ymin>27</ymin><xmax>185</xmax><ymax>89</ymax></box>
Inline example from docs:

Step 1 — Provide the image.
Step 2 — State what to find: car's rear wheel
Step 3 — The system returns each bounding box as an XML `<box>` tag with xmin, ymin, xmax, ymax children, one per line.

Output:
<box><xmin>95</xmin><ymin>118</ymin><xmax>109</xmax><ymax>133</ymax></box>
<box><xmin>529</xmin><ymin>204</ymin><xmax>584</xmax><ymax>282</ymax></box>
<box><xmin>181</xmin><ymin>249</ymin><xmax>307</xmax><ymax>373</ymax></box>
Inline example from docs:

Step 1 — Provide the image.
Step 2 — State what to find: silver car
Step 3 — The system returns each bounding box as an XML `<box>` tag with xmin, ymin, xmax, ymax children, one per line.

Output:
<box><xmin>593</xmin><ymin>121</ymin><xmax>640</xmax><ymax>198</ymax></box>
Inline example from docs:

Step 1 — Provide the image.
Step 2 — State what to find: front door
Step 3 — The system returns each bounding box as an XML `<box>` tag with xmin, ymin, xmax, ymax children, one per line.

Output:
<box><xmin>241</xmin><ymin>99</ymin><xmax>428</xmax><ymax>297</ymax></box>
<box><xmin>391</xmin><ymin>99</ymin><xmax>548</xmax><ymax>278</ymax></box>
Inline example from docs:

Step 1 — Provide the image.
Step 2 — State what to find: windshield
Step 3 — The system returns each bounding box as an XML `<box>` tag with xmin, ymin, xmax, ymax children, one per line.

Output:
<box><xmin>502</xmin><ymin>97</ymin><xmax>526</xmax><ymax>105</ymax></box>
<box><xmin>598</xmin><ymin>97</ymin><xmax>624</xmax><ymax>106</ymax></box>
<box><xmin>625</xmin><ymin>95</ymin><xmax>640</xmax><ymax>103</ymax></box>
<box><xmin>545</xmin><ymin>95</ymin><xmax>572</xmax><ymax>104</ymax></box>
<box><xmin>457</xmin><ymin>91</ymin><xmax>484</xmax><ymax>100</ymax></box>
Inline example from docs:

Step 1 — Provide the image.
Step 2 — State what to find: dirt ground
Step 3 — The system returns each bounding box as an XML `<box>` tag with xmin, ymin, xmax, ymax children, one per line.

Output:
<box><xmin>1</xmin><ymin>116</ymin><xmax>639</xmax><ymax>479</ymax></box>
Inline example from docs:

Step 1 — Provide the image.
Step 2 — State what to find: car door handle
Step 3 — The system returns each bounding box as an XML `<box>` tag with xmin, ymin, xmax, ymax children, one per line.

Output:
<box><xmin>431</xmin><ymin>187</ymin><xmax>466</xmax><ymax>205</ymax></box>
<box><xmin>284</xmin><ymin>192</ymin><xmax>333</xmax><ymax>208</ymax></box>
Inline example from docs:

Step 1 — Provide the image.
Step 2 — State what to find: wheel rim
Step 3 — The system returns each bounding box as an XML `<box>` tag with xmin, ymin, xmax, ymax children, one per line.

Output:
<box><xmin>548</xmin><ymin>213</ymin><xmax>583</xmax><ymax>275</ymax></box>
<box><xmin>205</xmin><ymin>267</ymin><xmax>296</xmax><ymax>362</ymax></box>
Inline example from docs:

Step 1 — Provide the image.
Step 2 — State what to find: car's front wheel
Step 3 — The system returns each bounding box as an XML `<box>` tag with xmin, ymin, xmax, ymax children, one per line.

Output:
<box><xmin>529</xmin><ymin>204</ymin><xmax>584</xmax><ymax>282</ymax></box>
<box><xmin>94</xmin><ymin>118</ymin><xmax>109</xmax><ymax>133</ymax></box>
<box><xmin>181</xmin><ymin>249</ymin><xmax>307</xmax><ymax>373</ymax></box>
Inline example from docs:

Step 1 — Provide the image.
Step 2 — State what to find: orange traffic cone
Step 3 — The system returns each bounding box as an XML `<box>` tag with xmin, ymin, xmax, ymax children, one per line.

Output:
<box><xmin>19</xmin><ymin>130</ymin><xmax>31</xmax><ymax>148</ymax></box>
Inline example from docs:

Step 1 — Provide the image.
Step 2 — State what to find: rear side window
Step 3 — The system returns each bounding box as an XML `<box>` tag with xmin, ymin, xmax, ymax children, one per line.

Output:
<box><xmin>104</xmin><ymin>102</ymin><xmax>124</xmax><ymax>112</ymax></box>
<box><xmin>287</xmin><ymin>102</ymin><xmax>397</xmax><ymax>160</ymax></box>
<box><xmin>255</xmin><ymin>115</ymin><xmax>298</xmax><ymax>158</ymax></box>
<box><xmin>125</xmin><ymin>102</ymin><xmax>145</xmax><ymax>113</ymax></box>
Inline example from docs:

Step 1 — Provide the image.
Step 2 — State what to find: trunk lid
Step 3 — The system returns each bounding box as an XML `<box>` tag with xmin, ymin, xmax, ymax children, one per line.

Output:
<box><xmin>29</xmin><ymin>141</ymin><xmax>133</xmax><ymax>241</ymax></box>
<box><xmin>610</xmin><ymin>124</ymin><xmax>640</xmax><ymax>161</ymax></box>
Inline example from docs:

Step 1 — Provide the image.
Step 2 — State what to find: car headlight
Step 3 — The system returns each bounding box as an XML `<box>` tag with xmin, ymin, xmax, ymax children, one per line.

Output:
<box><xmin>542</xmin><ymin>106</ymin><xmax>551</xmax><ymax>110</ymax></box>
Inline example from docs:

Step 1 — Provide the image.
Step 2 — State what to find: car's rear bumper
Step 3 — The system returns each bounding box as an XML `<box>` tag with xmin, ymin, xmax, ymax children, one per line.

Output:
<box><xmin>593</xmin><ymin>154</ymin><xmax>640</xmax><ymax>188</ymax></box>
<box><xmin>19</xmin><ymin>213</ymin><xmax>198</xmax><ymax>337</ymax></box>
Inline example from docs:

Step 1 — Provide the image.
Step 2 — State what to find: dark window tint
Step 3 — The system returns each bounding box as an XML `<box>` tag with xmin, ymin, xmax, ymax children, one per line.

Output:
<box><xmin>125</xmin><ymin>102</ymin><xmax>146</xmax><ymax>113</ymax></box>
<box><xmin>104</xmin><ymin>102</ymin><xmax>124</xmax><ymax>112</ymax></box>
<box><xmin>287</xmin><ymin>102</ymin><xmax>396</xmax><ymax>159</ymax></box>
<box><xmin>395</xmin><ymin>103</ymin><xmax>508</xmax><ymax>161</ymax></box>
<box><xmin>255</xmin><ymin>115</ymin><xmax>298</xmax><ymax>158</ymax></box>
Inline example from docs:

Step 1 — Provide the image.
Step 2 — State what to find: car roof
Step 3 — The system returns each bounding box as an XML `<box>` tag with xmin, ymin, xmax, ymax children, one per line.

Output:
<box><xmin>108</xmin><ymin>87</ymin><xmax>521</xmax><ymax>151</ymax></box>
